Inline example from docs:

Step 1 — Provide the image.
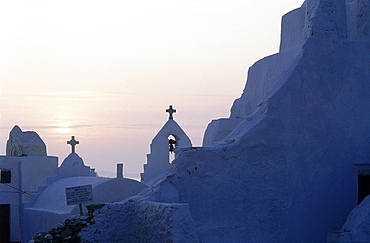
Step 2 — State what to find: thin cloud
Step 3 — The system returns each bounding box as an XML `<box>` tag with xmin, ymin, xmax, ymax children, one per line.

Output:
<box><xmin>0</xmin><ymin>124</ymin><xmax>93</xmax><ymax>131</ymax></box>
<box><xmin>113</xmin><ymin>124</ymin><xmax>163</xmax><ymax>130</ymax></box>
<box><xmin>1</xmin><ymin>91</ymin><xmax>140</xmax><ymax>102</ymax></box>
<box><xmin>180</xmin><ymin>93</ymin><xmax>236</xmax><ymax>98</ymax></box>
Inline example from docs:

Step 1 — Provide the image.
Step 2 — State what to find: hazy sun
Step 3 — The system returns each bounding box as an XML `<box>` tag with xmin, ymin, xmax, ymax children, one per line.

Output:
<box><xmin>56</xmin><ymin>123</ymin><xmax>71</xmax><ymax>133</ymax></box>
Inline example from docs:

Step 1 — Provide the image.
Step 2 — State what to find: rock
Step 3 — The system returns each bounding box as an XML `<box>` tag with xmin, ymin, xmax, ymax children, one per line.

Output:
<box><xmin>86</xmin><ymin>203</ymin><xmax>105</xmax><ymax>215</ymax></box>
<box><xmin>57</xmin><ymin>223</ymin><xmax>65</xmax><ymax>229</ymax></box>
<box><xmin>48</xmin><ymin>228</ymin><xmax>60</xmax><ymax>235</ymax></box>
<box><xmin>79</xmin><ymin>215</ymin><xmax>90</xmax><ymax>221</ymax></box>
<box><xmin>65</xmin><ymin>219</ymin><xmax>75</xmax><ymax>227</ymax></box>
<box><xmin>44</xmin><ymin>233</ymin><xmax>53</xmax><ymax>240</ymax></box>
<box><xmin>30</xmin><ymin>211</ymin><xmax>95</xmax><ymax>242</ymax></box>
<box><xmin>62</xmin><ymin>235</ymin><xmax>72</xmax><ymax>240</ymax></box>
<box><xmin>32</xmin><ymin>232</ymin><xmax>46</xmax><ymax>239</ymax></box>
<box><xmin>59</xmin><ymin>226</ymin><xmax>73</xmax><ymax>238</ymax></box>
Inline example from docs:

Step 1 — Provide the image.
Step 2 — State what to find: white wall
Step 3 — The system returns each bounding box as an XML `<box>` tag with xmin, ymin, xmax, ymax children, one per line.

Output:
<box><xmin>80</xmin><ymin>200</ymin><xmax>199</xmax><ymax>242</ymax></box>
<box><xmin>0</xmin><ymin>157</ymin><xmax>22</xmax><ymax>242</ymax></box>
<box><xmin>23</xmin><ymin>176</ymin><xmax>147</xmax><ymax>242</ymax></box>
<box><xmin>142</xmin><ymin>119</ymin><xmax>191</xmax><ymax>184</ymax></box>
<box><xmin>148</xmin><ymin>37</ymin><xmax>368</xmax><ymax>242</ymax></box>
<box><xmin>79</xmin><ymin>0</ymin><xmax>370</xmax><ymax>241</ymax></box>
<box><xmin>0</xmin><ymin>155</ymin><xmax>57</xmax><ymax>242</ymax></box>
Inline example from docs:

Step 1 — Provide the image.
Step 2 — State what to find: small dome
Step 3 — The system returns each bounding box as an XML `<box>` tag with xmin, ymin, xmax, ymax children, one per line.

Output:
<box><xmin>60</xmin><ymin>153</ymin><xmax>85</xmax><ymax>168</ymax></box>
<box><xmin>55</xmin><ymin>153</ymin><xmax>96</xmax><ymax>179</ymax></box>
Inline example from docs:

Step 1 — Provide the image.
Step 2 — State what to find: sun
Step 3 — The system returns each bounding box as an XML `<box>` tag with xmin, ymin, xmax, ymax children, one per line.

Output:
<box><xmin>56</xmin><ymin>123</ymin><xmax>71</xmax><ymax>134</ymax></box>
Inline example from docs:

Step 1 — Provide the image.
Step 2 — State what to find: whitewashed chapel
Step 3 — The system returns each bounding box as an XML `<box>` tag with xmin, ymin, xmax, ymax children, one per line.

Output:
<box><xmin>0</xmin><ymin>126</ymin><xmax>57</xmax><ymax>242</ymax></box>
<box><xmin>141</xmin><ymin>105</ymin><xmax>192</xmax><ymax>185</ymax></box>
<box><xmin>0</xmin><ymin>126</ymin><xmax>146</xmax><ymax>242</ymax></box>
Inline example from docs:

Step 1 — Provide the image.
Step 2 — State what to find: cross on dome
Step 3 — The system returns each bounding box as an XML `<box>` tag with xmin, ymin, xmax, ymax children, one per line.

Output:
<box><xmin>67</xmin><ymin>136</ymin><xmax>79</xmax><ymax>153</ymax></box>
<box><xmin>166</xmin><ymin>105</ymin><xmax>176</xmax><ymax>120</ymax></box>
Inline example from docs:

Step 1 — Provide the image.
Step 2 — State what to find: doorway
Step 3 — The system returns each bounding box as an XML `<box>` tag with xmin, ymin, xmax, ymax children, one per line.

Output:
<box><xmin>358</xmin><ymin>175</ymin><xmax>370</xmax><ymax>204</ymax></box>
<box><xmin>168</xmin><ymin>135</ymin><xmax>176</xmax><ymax>163</ymax></box>
<box><xmin>0</xmin><ymin>204</ymin><xmax>10</xmax><ymax>243</ymax></box>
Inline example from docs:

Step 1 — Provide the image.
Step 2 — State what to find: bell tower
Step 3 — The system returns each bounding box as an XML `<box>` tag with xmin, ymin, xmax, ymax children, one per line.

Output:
<box><xmin>141</xmin><ymin>105</ymin><xmax>192</xmax><ymax>185</ymax></box>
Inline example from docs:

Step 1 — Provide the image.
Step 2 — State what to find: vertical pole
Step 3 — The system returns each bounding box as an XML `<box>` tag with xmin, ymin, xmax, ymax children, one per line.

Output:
<box><xmin>79</xmin><ymin>203</ymin><xmax>83</xmax><ymax>215</ymax></box>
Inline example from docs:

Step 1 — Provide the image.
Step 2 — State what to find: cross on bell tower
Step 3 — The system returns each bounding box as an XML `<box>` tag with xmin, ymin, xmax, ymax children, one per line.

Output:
<box><xmin>67</xmin><ymin>136</ymin><xmax>79</xmax><ymax>153</ymax></box>
<box><xmin>166</xmin><ymin>105</ymin><xmax>176</xmax><ymax>120</ymax></box>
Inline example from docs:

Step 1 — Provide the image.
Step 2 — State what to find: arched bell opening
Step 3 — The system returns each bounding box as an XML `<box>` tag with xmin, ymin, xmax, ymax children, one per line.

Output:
<box><xmin>168</xmin><ymin>135</ymin><xmax>177</xmax><ymax>163</ymax></box>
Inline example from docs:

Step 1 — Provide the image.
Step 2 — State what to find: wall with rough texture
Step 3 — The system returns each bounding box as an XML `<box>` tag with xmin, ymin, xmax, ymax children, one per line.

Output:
<box><xmin>6</xmin><ymin>125</ymin><xmax>47</xmax><ymax>156</ymax></box>
<box><xmin>168</xmin><ymin>38</ymin><xmax>368</xmax><ymax>242</ymax></box>
<box><xmin>23</xmin><ymin>176</ymin><xmax>147</xmax><ymax>242</ymax></box>
<box><xmin>328</xmin><ymin>196</ymin><xmax>370</xmax><ymax>242</ymax></box>
<box><xmin>80</xmin><ymin>0</ymin><xmax>370</xmax><ymax>241</ymax></box>
<box><xmin>207</xmin><ymin>0</ymin><xmax>369</xmax><ymax>146</ymax></box>
<box><xmin>142</xmin><ymin>119</ymin><xmax>192</xmax><ymax>185</ymax></box>
<box><xmin>80</xmin><ymin>199</ymin><xmax>199</xmax><ymax>242</ymax></box>
<box><xmin>0</xmin><ymin>155</ymin><xmax>58</xmax><ymax>242</ymax></box>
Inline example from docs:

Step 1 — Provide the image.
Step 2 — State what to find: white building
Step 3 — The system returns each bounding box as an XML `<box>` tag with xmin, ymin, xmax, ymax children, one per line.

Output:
<box><xmin>0</xmin><ymin>127</ymin><xmax>147</xmax><ymax>242</ymax></box>
<box><xmin>141</xmin><ymin>105</ymin><xmax>192</xmax><ymax>185</ymax></box>
<box><xmin>0</xmin><ymin>126</ymin><xmax>58</xmax><ymax>242</ymax></box>
<box><xmin>23</xmin><ymin>151</ymin><xmax>146</xmax><ymax>242</ymax></box>
<box><xmin>79</xmin><ymin>0</ymin><xmax>370</xmax><ymax>242</ymax></box>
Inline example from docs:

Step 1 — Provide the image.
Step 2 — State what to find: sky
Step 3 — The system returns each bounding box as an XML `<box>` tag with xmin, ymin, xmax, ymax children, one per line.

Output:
<box><xmin>0</xmin><ymin>0</ymin><xmax>302</xmax><ymax>179</ymax></box>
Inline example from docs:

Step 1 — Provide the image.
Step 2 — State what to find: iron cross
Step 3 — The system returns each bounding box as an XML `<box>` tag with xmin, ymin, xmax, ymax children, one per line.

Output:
<box><xmin>67</xmin><ymin>136</ymin><xmax>79</xmax><ymax>153</ymax></box>
<box><xmin>166</xmin><ymin>105</ymin><xmax>176</xmax><ymax>120</ymax></box>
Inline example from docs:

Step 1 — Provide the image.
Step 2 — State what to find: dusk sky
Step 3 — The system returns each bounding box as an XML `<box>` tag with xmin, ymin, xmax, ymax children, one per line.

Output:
<box><xmin>0</xmin><ymin>0</ymin><xmax>301</xmax><ymax>179</ymax></box>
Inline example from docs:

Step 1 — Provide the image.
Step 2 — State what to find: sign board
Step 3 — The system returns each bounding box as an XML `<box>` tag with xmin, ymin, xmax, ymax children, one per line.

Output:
<box><xmin>65</xmin><ymin>185</ymin><xmax>93</xmax><ymax>206</ymax></box>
